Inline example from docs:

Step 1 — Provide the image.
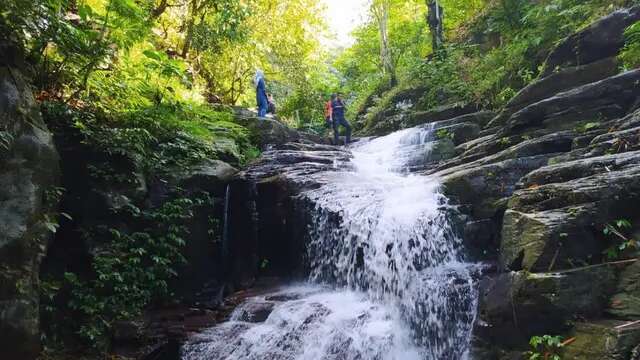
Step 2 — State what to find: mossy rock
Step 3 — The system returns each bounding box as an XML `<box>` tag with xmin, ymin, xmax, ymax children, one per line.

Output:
<box><xmin>607</xmin><ymin>261</ymin><xmax>640</xmax><ymax>320</ymax></box>
<box><xmin>563</xmin><ymin>319</ymin><xmax>640</xmax><ymax>360</ymax></box>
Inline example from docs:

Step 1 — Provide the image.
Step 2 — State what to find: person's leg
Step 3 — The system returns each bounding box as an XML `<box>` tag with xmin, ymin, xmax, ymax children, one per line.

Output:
<box><xmin>332</xmin><ymin>120</ymin><xmax>340</xmax><ymax>144</ymax></box>
<box><xmin>343</xmin><ymin>118</ymin><xmax>352</xmax><ymax>144</ymax></box>
<box><xmin>258</xmin><ymin>98</ymin><xmax>267</xmax><ymax>117</ymax></box>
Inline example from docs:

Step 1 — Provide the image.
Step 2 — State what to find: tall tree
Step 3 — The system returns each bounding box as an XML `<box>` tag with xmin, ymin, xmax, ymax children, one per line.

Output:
<box><xmin>427</xmin><ymin>0</ymin><xmax>444</xmax><ymax>51</ymax></box>
<box><xmin>371</xmin><ymin>0</ymin><xmax>396</xmax><ymax>86</ymax></box>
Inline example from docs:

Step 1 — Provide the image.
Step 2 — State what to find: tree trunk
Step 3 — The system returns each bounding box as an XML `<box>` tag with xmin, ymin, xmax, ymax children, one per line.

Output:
<box><xmin>181</xmin><ymin>0</ymin><xmax>199</xmax><ymax>57</ymax></box>
<box><xmin>373</xmin><ymin>0</ymin><xmax>397</xmax><ymax>86</ymax></box>
<box><xmin>427</xmin><ymin>0</ymin><xmax>444</xmax><ymax>52</ymax></box>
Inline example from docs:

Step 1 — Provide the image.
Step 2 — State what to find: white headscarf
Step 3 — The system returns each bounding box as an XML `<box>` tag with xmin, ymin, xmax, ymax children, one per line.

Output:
<box><xmin>253</xmin><ymin>69</ymin><xmax>264</xmax><ymax>88</ymax></box>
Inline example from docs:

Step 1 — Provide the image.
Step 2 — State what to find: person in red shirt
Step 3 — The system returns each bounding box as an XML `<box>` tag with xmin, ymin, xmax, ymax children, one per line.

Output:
<box><xmin>324</xmin><ymin>97</ymin><xmax>333</xmax><ymax>126</ymax></box>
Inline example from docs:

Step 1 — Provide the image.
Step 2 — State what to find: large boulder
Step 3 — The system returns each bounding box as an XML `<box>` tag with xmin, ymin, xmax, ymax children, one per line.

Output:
<box><xmin>0</xmin><ymin>46</ymin><xmax>60</xmax><ymax>359</ymax></box>
<box><xmin>501</xmin><ymin>151</ymin><xmax>640</xmax><ymax>272</ymax></box>
<box><xmin>475</xmin><ymin>266</ymin><xmax>616</xmax><ymax>350</ymax></box>
<box><xmin>233</xmin><ymin>117</ymin><xmax>301</xmax><ymax>150</ymax></box>
<box><xmin>502</xmin><ymin>69</ymin><xmax>640</xmax><ymax>137</ymax></box>
<box><xmin>439</xmin><ymin>155</ymin><xmax>552</xmax><ymax>219</ymax></box>
<box><xmin>540</xmin><ymin>6</ymin><xmax>640</xmax><ymax>77</ymax></box>
<box><xmin>402</xmin><ymin>102</ymin><xmax>479</xmax><ymax>129</ymax></box>
<box><xmin>489</xmin><ymin>57</ymin><xmax>620</xmax><ymax>128</ymax></box>
<box><xmin>364</xmin><ymin>102</ymin><xmax>478</xmax><ymax>135</ymax></box>
<box><xmin>562</xmin><ymin>319</ymin><xmax>640</xmax><ymax>360</ymax></box>
<box><xmin>226</xmin><ymin>143</ymin><xmax>350</xmax><ymax>288</ymax></box>
<box><xmin>607</xmin><ymin>261</ymin><xmax>640</xmax><ymax>320</ymax></box>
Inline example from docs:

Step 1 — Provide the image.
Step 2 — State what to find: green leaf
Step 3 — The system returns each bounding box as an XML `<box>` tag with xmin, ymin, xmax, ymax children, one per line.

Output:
<box><xmin>143</xmin><ymin>50</ymin><xmax>163</xmax><ymax>61</ymax></box>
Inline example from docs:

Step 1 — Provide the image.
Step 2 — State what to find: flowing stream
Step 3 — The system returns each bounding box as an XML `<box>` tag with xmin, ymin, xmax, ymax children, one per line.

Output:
<box><xmin>182</xmin><ymin>126</ymin><xmax>479</xmax><ymax>360</ymax></box>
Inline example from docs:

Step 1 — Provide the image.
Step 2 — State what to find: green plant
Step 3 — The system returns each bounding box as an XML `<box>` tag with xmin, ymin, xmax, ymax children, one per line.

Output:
<box><xmin>0</xmin><ymin>131</ymin><xmax>13</xmax><ymax>151</ymax></box>
<box><xmin>575</xmin><ymin>121</ymin><xmax>600</xmax><ymax>133</ymax></box>
<box><xmin>603</xmin><ymin>219</ymin><xmax>638</xmax><ymax>260</ymax></box>
<box><xmin>620</xmin><ymin>21</ymin><xmax>640</xmax><ymax>69</ymax></box>
<box><xmin>60</xmin><ymin>194</ymin><xmax>209</xmax><ymax>348</ymax></box>
<box><xmin>528</xmin><ymin>335</ymin><xmax>565</xmax><ymax>360</ymax></box>
<box><xmin>498</xmin><ymin>137</ymin><xmax>512</xmax><ymax>147</ymax></box>
<box><xmin>436</xmin><ymin>128</ymin><xmax>455</xmax><ymax>140</ymax></box>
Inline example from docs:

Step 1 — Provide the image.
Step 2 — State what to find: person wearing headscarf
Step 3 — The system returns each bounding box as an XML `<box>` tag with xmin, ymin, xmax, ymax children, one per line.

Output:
<box><xmin>254</xmin><ymin>70</ymin><xmax>268</xmax><ymax>117</ymax></box>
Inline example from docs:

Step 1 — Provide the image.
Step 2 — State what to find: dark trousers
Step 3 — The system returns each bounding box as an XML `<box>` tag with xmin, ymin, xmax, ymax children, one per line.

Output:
<box><xmin>257</xmin><ymin>95</ymin><xmax>268</xmax><ymax>117</ymax></box>
<box><xmin>333</xmin><ymin>117</ymin><xmax>352</xmax><ymax>144</ymax></box>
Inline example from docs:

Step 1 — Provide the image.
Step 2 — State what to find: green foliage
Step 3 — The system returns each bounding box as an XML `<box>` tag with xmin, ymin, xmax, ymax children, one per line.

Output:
<box><xmin>414</xmin><ymin>47</ymin><xmax>473</xmax><ymax>109</ymax></box>
<box><xmin>44</xmin><ymin>98</ymin><xmax>257</xmax><ymax>168</ymax></box>
<box><xmin>603</xmin><ymin>219</ymin><xmax>638</xmax><ymax>260</ymax></box>
<box><xmin>462</xmin><ymin>0</ymin><xmax>620</xmax><ymax>108</ymax></box>
<box><xmin>340</xmin><ymin>0</ymin><xmax>629</xmax><ymax>128</ymax></box>
<box><xmin>0</xmin><ymin>130</ymin><xmax>13</xmax><ymax>152</ymax></box>
<box><xmin>528</xmin><ymin>335</ymin><xmax>565</xmax><ymax>360</ymax></box>
<box><xmin>620</xmin><ymin>21</ymin><xmax>640</xmax><ymax>69</ymax></box>
<box><xmin>60</xmin><ymin>194</ymin><xmax>208</xmax><ymax>348</ymax></box>
<box><xmin>575</xmin><ymin>121</ymin><xmax>601</xmax><ymax>133</ymax></box>
<box><xmin>436</xmin><ymin>128</ymin><xmax>454</xmax><ymax>140</ymax></box>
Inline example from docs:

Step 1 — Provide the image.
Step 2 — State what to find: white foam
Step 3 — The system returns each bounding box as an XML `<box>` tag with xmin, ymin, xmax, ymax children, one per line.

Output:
<box><xmin>182</xmin><ymin>125</ymin><xmax>479</xmax><ymax>360</ymax></box>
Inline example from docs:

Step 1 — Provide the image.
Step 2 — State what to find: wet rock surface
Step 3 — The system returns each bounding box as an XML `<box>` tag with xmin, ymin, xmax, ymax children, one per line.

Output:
<box><xmin>540</xmin><ymin>6</ymin><xmax>640</xmax><ymax>77</ymax></box>
<box><xmin>0</xmin><ymin>42</ymin><xmax>60</xmax><ymax>360</ymax></box>
<box><xmin>189</xmin><ymin>8</ymin><xmax>640</xmax><ymax>354</ymax></box>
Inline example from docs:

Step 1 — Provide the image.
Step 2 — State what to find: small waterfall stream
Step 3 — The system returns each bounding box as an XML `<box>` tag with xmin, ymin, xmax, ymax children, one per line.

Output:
<box><xmin>182</xmin><ymin>126</ymin><xmax>479</xmax><ymax>360</ymax></box>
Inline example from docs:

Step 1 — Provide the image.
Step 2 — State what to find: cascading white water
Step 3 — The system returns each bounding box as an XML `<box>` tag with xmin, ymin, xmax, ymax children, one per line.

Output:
<box><xmin>182</xmin><ymin>125</ymin><xmax>479</xmax><ymax>360</ymax></box>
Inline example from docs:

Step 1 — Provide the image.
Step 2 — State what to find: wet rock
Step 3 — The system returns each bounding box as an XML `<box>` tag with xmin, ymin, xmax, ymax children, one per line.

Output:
<box><xmin>489</xmin><ymin>57</ymin><xmax>620</xmax><ymax>128</ymax></box>
<box><xmin>540</xmin><ymin>6</ymin><xmax>640</xmax><ymax>77</ymax></box>
<box><xmin>501</xmin><ymin>151</ymin><xmax>640</xmax><ymax>272</ymax></box>
<box><xmin>463</xmin><ymin>219</ymin><xmax>500</xmax><ymax>260</ymax></box>
<box><xmin>588</xmin><ymin>125</ymin><xmax>640</xmax><ymax>157</ymax></box>
<box><xmin>427</xmin><ymin>138</ymin><xmax>457</xmax><ymax>164</ymax></box>
<box><xmin>607</xmin><ymin>260</ymin><xmax>640</xmax><ymax>320</ymax></box>
<box><xmin>231</xmin><ymin>300</ymin><xmax>275</xmax><ymax>323</ymax></box>
<box><xmin>226</xmin><ymin>143</ymin><xmax>348</xmax><ymax>288</ymax></box>
<box><xmin>233</xmin><ymin>117</ymin><xmax>301</xmax><ymax>150</ymax></box>
<box><xmin>364</xmin><ymin>102</ymin><xmax>478</xmax><ymax>135</ymax></box>
<box><xmin>563</xmin><ymin>319</ymin><xmax>640</xmax><ymax>360</ymax></box>
<box><xmin>435</xmin><ymin>110</ymin><xmax>496</xmax><ymax>129</ymax></box>
<box><xmin>177</xmin><ymin>159</ymin><xmax>237</xmax><ymax>194</ymax></box>
<box><xmin>500</xmin><ymin>204</ymin><xmax>602</xmax><ymax>272</ymax></box>
<box><xmin>502</xmin><ymin>69</ymin><xmax>640</xmax><ymax>137</ymax></box>
<box><xmin>435</xmin><ymin>122</ymin><xmax>481</xmax><ymax>146</ymax></box>
<box><xmin>0</xmin><ymin>48</ymin><xmax>60</xmax><ymax>360</ymax></box>
<box><xmin>403</xmin><ymin>102</ymin><xmax>478</xmax><ymax>129</ymax></box>
<box><xmin>476</xmin><ymin>266</ymin><xmax>616</xmax><ymax>348</ymax></box>
<box><xmin>439</xmin><ymin>155</ymin><xmax>552</xmax><ymax>219</ymax></box>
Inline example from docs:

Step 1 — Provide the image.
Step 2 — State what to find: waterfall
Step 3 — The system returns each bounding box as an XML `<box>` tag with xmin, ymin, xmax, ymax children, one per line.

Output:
<box><xmin>182</xmin><ymin>125</ymin><xmax>479</xmax><ymax>360</ymax></box>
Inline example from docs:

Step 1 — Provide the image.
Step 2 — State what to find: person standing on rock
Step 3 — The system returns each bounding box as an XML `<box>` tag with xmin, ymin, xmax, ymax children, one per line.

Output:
<box><xmin>331</xmin><ymin>93</ymin><xmax>351</xmax><ymax>145</ymax></box>
<box><xmin>254</xmin><ymin>70</ymin><xmax>268</xmax><ymax>118</ymax></box>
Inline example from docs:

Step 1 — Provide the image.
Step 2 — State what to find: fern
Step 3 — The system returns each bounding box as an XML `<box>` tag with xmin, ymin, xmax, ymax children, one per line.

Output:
<box><xmin>620</xmin><ymin>21</ymin><xmax>640</xmax><ymax>69</ymax></box>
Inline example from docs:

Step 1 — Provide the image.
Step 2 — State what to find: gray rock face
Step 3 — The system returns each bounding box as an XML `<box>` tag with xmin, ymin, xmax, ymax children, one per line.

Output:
<box><xmin>501</xmin><ymin>151</ymin><xmax>640</xmax><ymax>272</ymax></box>
<box><xmin>540</xmin><ymin>6</ymin><xmax>640</xmax><ymax>77</ymax></box>
<box><xmin>364</xmin><ymin>102</ymin><xmax>478</xmax><ymax>136</ymax></box>
<box><xmin>607</xmin><ymin>261</ymin><xmax>640</xmax><ymax>320</ymax></box>
<box><xmin>563</xmin><ymin>319</ymin><xmax>640</xmax><ymax>360</ymax></box>
<box><xmin>475</xmin><ymin>265</ymin><xmax>616</xmax><ymax>348</ymax></box>
<box><xmin>0</xmin><ymin>55</ymin><xmax>60</xmax><ymax>359</ymax></box>
<box><xmin>503</xmin><ymin>69</ymin><xmax>640</xmax><ymax>136</ymax></box>
<box><xmin>177</xmin><ymin>159</ymin><xmax>238</xmax><ymax>193</ymax></box>
<box><xmin>226</xmin><ymin>143</ymin><xmax>349</xmax><ymax>288</ymax></box>
<box><xmin>489</xmin><ymin>57</ymin><xmax>620</xmax><ymax>128</ymax></box>
<box><xmin>233</xmin><ymin>117</ymin><xmax>302</xmax><ymax>150</ymax></box>
<box><xmin>417</xmin><ymin>8</ymin><xmax>640</xmax><ymax>356</ymax></box>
